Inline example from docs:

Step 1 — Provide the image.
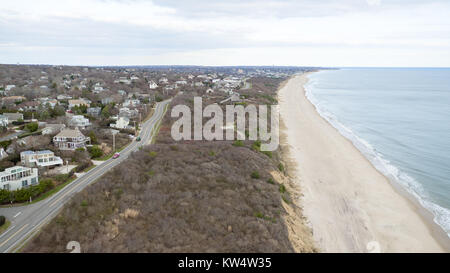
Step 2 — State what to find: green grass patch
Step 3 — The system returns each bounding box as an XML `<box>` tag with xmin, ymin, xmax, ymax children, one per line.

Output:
<box><xmin>250</xmin><ymin>171</ymin><xmax>260</xmax><ymax>179</ymax></box>
<box><xmin>0</xmin><ymin>219</ymin><xmax>11</xmax><ymax>236</ymax></box>
<box><xmin>233</xmin><ymin>140</ymin><xmax>244</xmax><ymax>147</ymax></box>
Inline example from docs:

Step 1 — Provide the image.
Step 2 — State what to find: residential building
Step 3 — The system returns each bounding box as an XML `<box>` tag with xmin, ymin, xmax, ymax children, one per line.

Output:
<box><xmin>0</xmin><ymin>115</ymin><xmax>8</xmax><ymax>127</ymax></box>
<box><xmin>20</xmin><ymin>150</ymin><xmax>63</xmax><ymax>168</ymax></box>
<box><xmin>53</xmin><ymin>127</ymin><xmax>90</xmax><ymax>150</ymax></box>
<box><xmin>68</xmin><ymin>99</ymin><xmax>90</xmax><ymax>109</ymax></box>
<box><xmin>3</xmin><ymin>112</ymin><xmax>24</xmax><ymax>124</ymax></box>
<box><xmin>110</xmin><ymin>116</ymin><xmax>130</xmax><ymax>129</ymax></box>
<box><xmin>5</xmin><ymin>85</ymin><xmax>16</xmax><ymax>91</ymax></box>
<box><xmin>0</xmin><ymin>166</ymin><xmax>39</xmax><ymax>191</ymax></box>
<box><xmin>87</xmin><ymin>107</ymin><xmax>101</xmax><ymax>117</ymax></box>
<box><xmin>123</xmin><ymin>99</ymin><xmax>140</xmax><ymax>108</ymax></box>
<box><xmin>148</xmin><ymin>81</ymin><xmax>158</xmax><ymax>89</ymax></box>
<box><xmin>69</xmin><ymin>115</ymin><xmax>91</xmax><ymax>128</ymax></box>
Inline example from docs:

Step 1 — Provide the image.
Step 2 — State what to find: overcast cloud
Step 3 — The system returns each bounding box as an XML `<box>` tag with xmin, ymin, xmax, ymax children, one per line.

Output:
<box><xmin>1</xmin><ymin>0</ymin><xmax>449</xmax><ymax>66</ymax></box>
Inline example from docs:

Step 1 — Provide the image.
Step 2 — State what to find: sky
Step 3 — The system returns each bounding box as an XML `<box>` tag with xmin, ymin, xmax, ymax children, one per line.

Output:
<box><xmin>1</xmin><ymin>0</ymin><xmax>450</xmax><ymax>67</ymax></box>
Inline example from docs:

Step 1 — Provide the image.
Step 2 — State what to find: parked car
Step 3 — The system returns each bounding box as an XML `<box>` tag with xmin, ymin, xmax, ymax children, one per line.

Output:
<box><xmin>112</xmin><ymin>152</ymin><xmax>120</xmax><ymax>159</ymax></box>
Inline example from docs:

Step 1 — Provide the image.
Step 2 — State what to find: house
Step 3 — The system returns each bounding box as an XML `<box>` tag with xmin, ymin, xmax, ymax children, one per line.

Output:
<box><xmin>119</xmin><ymin>107</ymin><xmax>138</xmax><ymax>118</ymax></box>
<box><xmin>3</xmin><ymin>113</ymin><xmax>24</xmax><ymax>124</ymax></box>
<box><xmin>0</xmin><ymin>148</ymin><xmax>8</xmax><ymax>160</ymax></box>
<box><xmin>2</xmin><ymin>96</ymin><xmax>26</xmax><ymax>104</ymax></box>
<box><xmin>5</xmin><ymin>85</ymin><xmax>16</xmax><ymax>91</ymax></box>
<box><xmin>0</xmin><ymin>166</ymin><xmax>39</xmax><ymax>191</ymax></box>
<box><xmin>110</xmin><ymin>116</ymin><xmax>130</xmax><ymax>129</ymax></box>
<box><xmin>0</xmin><ymin>115</ymin><xmax>8</xmax><ymax>127</ymax></box>
<box><xmin>123</xmin><ymin>99</ymin><xmax>140</xmax><ymax>108</ymax></box>
<box><xmin>118</xmin><ymin>90</ymin><xmax>127</xmax><ymax>96</ymax></box>
<box><xmin>53</xmin><ymin>127</ymin><xmax>90</xmax><ymax>150</ymax></box>
<box><xmin>175</xmin><ymin>80</ymin><xmax>187</xmax><ymax>85</ymax></box>
<box><xmin>101</xmin><ymin>97</ymin><xmax>113</xmax><ymax>105</ymax></box>
<box><xmin>87</xmin><ymin>107</ymin><xmax>101</xmax><ymax>117</ymax></box>
<box><xmin>68</xmin><ymin>99</ymin><xmax>90</xmax><ymax>109</ymax></box>
<box><xmin>93</xmin><ymin>83</ymin><xmax>104</xmax><ymax>93</ymax></box>
<box><xmin>57</xmin><ymin>94</ymin><xmax>72</xmax><ymax>100</ymax></box>
<box><xmin>44</xmin><ymin>99</ymin><xmax>59</xmax><ymax>108</ymax></box>
<box><xmin>18</xmin><ymin>101</ymin><xmax>40</xmax><ymax>112</ymax></box>
<box><xmin>42</xmin><ymin>123</ymin><xmax>66</xmax><ymax>135</ymax></box>
<box><xmin>148</xmin><ymin>81</ymin><xmax>158</xmax><ymax>89</ymax></box>
<box><xmin>69</xmin><ymin>115</ymin><xmax>91</xmax><ymax>129</ymax></box>
<box><xmin>20</xmin><ymin>150</ymin><xmax>63</xmax><ymax>168</ymax></box>
<box><xmin>158</xmin><ymin>77</ymin><xmax>168</xmax><ymax>84</ymax></box>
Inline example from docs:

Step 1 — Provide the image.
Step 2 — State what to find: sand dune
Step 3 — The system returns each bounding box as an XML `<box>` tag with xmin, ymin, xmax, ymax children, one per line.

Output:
<box><xmin>278</xmin><ymin>73</ymin><xmax>446</xmax><ymax>253</ymax></box>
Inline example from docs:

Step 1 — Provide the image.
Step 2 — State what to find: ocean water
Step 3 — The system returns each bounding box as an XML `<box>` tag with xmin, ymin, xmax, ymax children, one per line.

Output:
<box><xmin>304</xmin><ymin>68</ymin><xmax>450</xmax><ymax>237</ymax></box>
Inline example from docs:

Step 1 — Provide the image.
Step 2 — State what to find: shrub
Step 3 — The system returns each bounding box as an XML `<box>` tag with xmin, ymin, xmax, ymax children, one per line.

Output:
<box><xmin>279</xmin><ymin>184</ymin><xmax>287</xmax><ymax>194</ymax></box>
<box><xmin>278</xmin><ymin>163</ymin><xmax>284</xmax><ymax>172</ymax></box>
<box><xmin>267</xmin><ymin>178</ymin><xmax>275</xmax><ymax>184</ymax></box>
<box><xmin>250</xmin><ymin>171</ymin><xmax>260</xmax><ymax>179</ymax></box>
<box><xmin>233</xmin><ymin>140</ymin><xmax>244</xmax><ymax>147</ymax></box>
<box><xmin>252</xmin><ymin>140</ymin><xmax>261</xmax><ymax>151</ymax></box>
<box><xmin>25</xmin><ymin>122</ymin><xmax>38</xmax><ymax>132</ymax></box>
<box><xmin>262</xmin><ymin>151</ymin><xmax>272</xmax><ymax>158</ymax></box>
<box><xmin>149</xmin><ymin>151</ymin><xmax>157</xmax><ymax>157</ymax></box>
<box><xmin>88</xmin><ymin>145</ymin><xmax>103</xmax><ymax>159</ymax></box>
<box><xmin>0</xmin><ymin>215</ymin><xmax>5</xmax><ymax>226</ymax></box>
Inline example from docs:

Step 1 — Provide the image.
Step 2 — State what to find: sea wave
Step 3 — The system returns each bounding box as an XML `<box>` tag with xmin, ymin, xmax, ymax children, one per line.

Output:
<box><xmin>304</xmin><ymin>75</ymin><xmax>450</xmax><ymax>238</ymax></box>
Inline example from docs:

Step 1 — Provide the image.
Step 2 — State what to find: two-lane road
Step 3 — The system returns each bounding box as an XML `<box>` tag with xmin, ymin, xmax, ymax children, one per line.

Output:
<box><xmin>0</xmin><ymin>99</ymin><xmax>170</xmax><ymax>253</ymax></box>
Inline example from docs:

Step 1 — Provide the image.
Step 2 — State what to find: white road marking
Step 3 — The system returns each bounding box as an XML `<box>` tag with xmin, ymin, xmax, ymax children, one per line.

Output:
<box><xmin>13</xmin><ymin>212</ymin><xmax>22</xmax><ymax>218</ymax></box>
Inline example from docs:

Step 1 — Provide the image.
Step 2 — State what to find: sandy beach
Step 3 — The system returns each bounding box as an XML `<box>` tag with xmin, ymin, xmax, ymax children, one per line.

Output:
<box><xmin>278</xmin><ymin>73</ymin><xmax>447</xmax><ymax>253</ymax></box>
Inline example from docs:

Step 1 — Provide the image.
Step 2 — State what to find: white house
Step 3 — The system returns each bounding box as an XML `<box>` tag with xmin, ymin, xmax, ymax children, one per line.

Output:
<box><xmin>149</xmin><ymin>81</ymin><xmax>158</xmax><ymax>89</ymax></box>
<box><xmin>69</xmin><ymin>115</ymin><xmax>91</xmax><ymax>128</ymax></box>
<box><xmin>110</xmin><ymin>116</ymin><xmax>130</xmax><ymax>129</ymax></box>
<box><xmin>0</xmin><ymin>166</ymin><xmax>39</xmax><ymax>191</ymax></box>
<box><xmin>0</xmin><ymin>115</ymin><xmax>8</xmax><ymax>127</ymax></box>
<box><xmin>5</xmin><ymin>85</ymin><xmax>16</xmax><ymax>91</ymax></box>
<box><xmin>20</xmin><ymin>150</ymin><xmax>63</xmax><ymax>168</ymax></box>
<box><xmin>158</xmin><ymin>77</ymin><xmax>168</xmax><ymax>84</ymax></box>
<box><xmin>123</xmin><ymin>99</ymin><xmax>140</xmax><ymax>108</ymax></box>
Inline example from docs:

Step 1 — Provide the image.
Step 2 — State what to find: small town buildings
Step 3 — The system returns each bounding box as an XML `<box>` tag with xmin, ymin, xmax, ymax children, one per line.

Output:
<box><xmin>2</xmin><ymin>96</ymin><xmax>26</xmax><ymax>104</ymax></box>
<box><xmin>123</xmin><ymin>99</ymin><xmax>140</xmax><ymax>108</ymax></box>
<box><xmin>148</xmin><ymin>81</ymin><xmax>158</xmax><ymax>89</ymax></box>
<box><xmin>118</xmin><ymin>90</ymin><xmax>127</xmax><ymax>96</ymax></box>
<box><xmin>87</xmin><ymin>107</ymin><xmax>101</xmax><ymax>117</ymax></box>
<box><xmin>5</xmin><ymin>85</ymin><xmax>16</xmax><ymax>91</ymax></box>
<box><xmin>0</xmin><ymin>115</ymin><xmax>8</xmax><ymax>127</ymax></box>
<box><xmin>158</xmin><ymin>77</ymin><xmax>168</xmax><ymax>84</ymax></box>
<box><xmin>119</xmin><ymin>107</ymin><xmax>138</xmax><ymax>118</ymax></box>
<box><xmin>68</xmin><ymin>99</ymin><xmax>90</xmax><ymax>109</ymax></box>
<box><xmin>0</xmin><ymin>148</ymin><xmax>8</xmax><ymax>160</ymax></box>
<box><xmin>42</xmin><ymin>123</ymin><xmax>66</xmax><ymax>135</ymax></box>
<box><xmin>69</xmin><ymin>115</ymin><xmax>91</xmax><ymax>128</ymax></box>
<box><xmin>2</xmin><ymin>112</ymin><xmax>24</xmax><ymax>124</ymax></box>
<box><xmin>18</xmin><ymin>101</ymin><xmax>40</xmax><ymax>112</ymax></box>
<box><xmin>110</xmin><ymin>116</ymin><xmax>130</xmax><ymax>129</ymax></box>
<box><xmin>53</xmin><ymin>127</ymin><xmax>90</xmax><ymax>150</ymax></box>
<box><xmin>20</xmin><ymin>150</ymin><xmax>63</xmax><ymax>168</ymax></box>
<box><xmin>0</xmin><ymin>166</ymin><xmax>39</xmax><ymax>191</ymax></box>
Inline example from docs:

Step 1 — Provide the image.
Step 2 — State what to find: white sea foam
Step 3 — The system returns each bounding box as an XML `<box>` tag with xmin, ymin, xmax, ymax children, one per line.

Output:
<box><xmin>304</xmin><ymin>75</ymin><xmax>450</xmax><ymax>238</ymax></box>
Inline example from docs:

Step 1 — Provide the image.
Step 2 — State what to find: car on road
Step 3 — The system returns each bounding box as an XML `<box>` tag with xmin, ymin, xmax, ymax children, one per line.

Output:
<box><xmin>112</xmin><ymin>152</ymin><xmax>120</xmax><ymax>159</ymax></box>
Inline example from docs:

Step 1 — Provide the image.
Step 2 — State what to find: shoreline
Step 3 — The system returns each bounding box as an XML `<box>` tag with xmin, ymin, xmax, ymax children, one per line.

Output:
<box><xmin>278</xmin><ymin>72</ymin><xmax>448</xmax><ymax>252</ymax></box>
